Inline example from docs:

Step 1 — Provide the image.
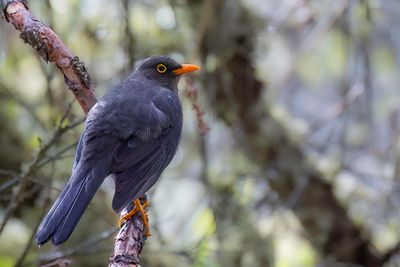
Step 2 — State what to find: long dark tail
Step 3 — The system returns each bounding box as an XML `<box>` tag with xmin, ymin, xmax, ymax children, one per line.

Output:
<box><xmin>35</xmin><ymin>167</ymin><xmax>104</xmax><ymax>246</ymax></box>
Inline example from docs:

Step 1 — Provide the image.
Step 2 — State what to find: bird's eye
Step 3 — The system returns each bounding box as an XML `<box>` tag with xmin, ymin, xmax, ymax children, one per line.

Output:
<box><xmin>157</xmin><ymin>64</ymin><xmax>167</xmax><ymax>73</ymax></box>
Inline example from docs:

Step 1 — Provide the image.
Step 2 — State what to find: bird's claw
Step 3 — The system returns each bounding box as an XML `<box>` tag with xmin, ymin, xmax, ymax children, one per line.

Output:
<box><xmin>118</xmin><ymin>199</ymin><xmax>151</xmax><ymax>237</ymax></box>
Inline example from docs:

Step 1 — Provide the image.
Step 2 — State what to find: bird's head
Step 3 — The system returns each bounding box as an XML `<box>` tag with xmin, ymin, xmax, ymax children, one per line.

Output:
<box><xmin>136</xmin><ymin>56</ymin><xmax>201</xmax><ymax>89</ymax></box>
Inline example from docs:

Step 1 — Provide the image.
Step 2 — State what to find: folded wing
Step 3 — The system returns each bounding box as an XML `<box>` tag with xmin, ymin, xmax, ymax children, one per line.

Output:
<box><xmin>110</xmin><ymin>100</ymin><xmax>177</xmax><ymax>212</ymax></box>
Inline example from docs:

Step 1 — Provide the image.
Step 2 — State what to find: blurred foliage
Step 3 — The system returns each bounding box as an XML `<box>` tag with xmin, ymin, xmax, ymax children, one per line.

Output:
<box><xmin>0</xmin><ymin>0</ymin><xmax>400</xmax><ymax>266</ymax></box>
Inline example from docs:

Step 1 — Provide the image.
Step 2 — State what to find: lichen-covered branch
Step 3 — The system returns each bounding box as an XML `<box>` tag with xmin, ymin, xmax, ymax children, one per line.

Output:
<box><xmin>1</xmin><ymin>0</ymin><xmax>97</xmax><ymax>114</ymax></box>
<box><xmin>1</xmin><ymin>1</ymin><xmax>147</xmax><ymax>265</ymax></box>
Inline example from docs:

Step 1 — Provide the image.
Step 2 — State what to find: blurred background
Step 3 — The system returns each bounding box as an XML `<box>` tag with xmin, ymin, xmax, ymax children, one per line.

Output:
<box><xmin>1</xmin><ymin>0</ymin><xmax>400</xmax><ymax>266</ymax></box>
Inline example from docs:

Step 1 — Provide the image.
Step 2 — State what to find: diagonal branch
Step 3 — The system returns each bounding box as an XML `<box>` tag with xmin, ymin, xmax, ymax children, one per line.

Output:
<box><xmin>1</xmin><ymin>1</ymin><xmax>147</xmax><ymax>266</ymax></box>
<box><xmin>1</xmin><ymin>0</ymin><xmax>97</xmax><ymax>114</ymax></box>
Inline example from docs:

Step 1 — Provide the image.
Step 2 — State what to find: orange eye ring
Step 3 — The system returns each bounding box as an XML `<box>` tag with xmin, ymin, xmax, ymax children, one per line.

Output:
<box><xmin>157</xmin><ymin>64</ymin><xmax>167</xmax><ymax>73</ymax></box>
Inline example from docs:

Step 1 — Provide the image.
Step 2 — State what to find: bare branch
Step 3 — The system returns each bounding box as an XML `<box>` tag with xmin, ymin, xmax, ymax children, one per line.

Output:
<box><xmin>1</xmin><ymin>0</ymin><xmax>97</xmax><ymax>114</ymax></box>
<box><xmin>0</xmin><ymin>116</ymin><xmax>81</xmax><ymax>235</ymax></box>
<box><xmin>183</xmin><ymin>78</ymin><xmax>210</xmax><ymax>135</ymax></box>
<box><xmin>40</xmin><ymin>227</ymin><xmax>117</xmax><ymax>263</ymax></box>
<box><xmin>109</xmin><ymin>196</ymin><xmax>148</xmax><ymax>267</ymax></box>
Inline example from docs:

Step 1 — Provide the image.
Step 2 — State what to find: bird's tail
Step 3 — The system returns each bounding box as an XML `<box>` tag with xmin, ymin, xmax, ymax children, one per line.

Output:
<box><xmin>35</xmin><ymin>167</ymin><xmax>104</xmax><ymax>246</ymax></box>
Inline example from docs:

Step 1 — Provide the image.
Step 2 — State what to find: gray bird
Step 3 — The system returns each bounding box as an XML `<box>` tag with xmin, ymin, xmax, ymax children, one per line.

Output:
<box><xmin>35</xmin><ymin>56</ymin><xmax>200</xmax><ymax>246</ymax></box>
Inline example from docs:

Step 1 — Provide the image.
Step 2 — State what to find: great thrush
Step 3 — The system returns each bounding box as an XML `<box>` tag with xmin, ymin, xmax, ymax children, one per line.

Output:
<box><xmin>35</xmin><ymin>56</ymin><xmax>200</xmax><ymax>246</ymax></box>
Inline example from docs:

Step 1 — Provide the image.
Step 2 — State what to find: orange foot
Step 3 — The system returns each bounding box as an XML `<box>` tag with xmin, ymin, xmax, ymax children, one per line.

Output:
<box><xmin>118</xmin><ymin>198</ymin><xmax>151</xmax><ymax>236</ymax></box>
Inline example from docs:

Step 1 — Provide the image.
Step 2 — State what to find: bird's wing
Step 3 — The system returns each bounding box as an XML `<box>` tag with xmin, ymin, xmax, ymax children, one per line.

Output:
<box><xmin>111</xmin><ymin>141</ymin><xmax>169</xmax><ymax>212</ymax></box>
<box><xmin>72</xmin><ymin>133</ymin><xmax>84</xmax><ymax>171</ymax></box>
<box><xmin>110</xmin><ymin>95</ymin><xmax>179</xmax><ymax>213</ymax></box>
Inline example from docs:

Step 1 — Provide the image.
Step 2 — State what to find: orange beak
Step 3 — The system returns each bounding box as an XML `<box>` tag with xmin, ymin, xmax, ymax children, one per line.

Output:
<box><xmin>173</xmin><ymin>64</ymin><xmax>201</xmax><ymax>75</ymax></box>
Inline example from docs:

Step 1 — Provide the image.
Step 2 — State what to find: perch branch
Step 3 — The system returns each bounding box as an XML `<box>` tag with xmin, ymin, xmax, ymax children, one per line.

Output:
<box><xmin>109</xmin><ymin>196</ymin><xmax>149</xmax><ymax>267</ymax></box>
<box><xmin>1</xmin><ymin>1</ymin><xmax>147</xmax><ymax>266</ymax></box>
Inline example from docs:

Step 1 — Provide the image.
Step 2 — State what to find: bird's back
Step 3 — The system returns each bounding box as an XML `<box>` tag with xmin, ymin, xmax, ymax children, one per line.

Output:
<box><xmin>35</xmin><ymin>55</ymin><xmax>198</xmax><ymax>246</ymax></box>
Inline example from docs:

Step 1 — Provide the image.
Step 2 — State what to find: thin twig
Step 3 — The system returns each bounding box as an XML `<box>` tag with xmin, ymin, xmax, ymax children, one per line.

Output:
<box><xmin>37</xmin><ymin>142</ymin><xmax>78</xmax><ymax>169</ymax></box>
<box><xmin>39</xmin><ymin>227</ymin><xmax>118</xmax><ymax>263</ymax></box>
<box><xmin>0</xmin><ymin>116</ymin><xmax>82</xmax><ymax>235</ymax></box>
<box><xmin>15</xmin><ymin>187</ymin><xmax>51</xmax><ymax>267</ymax></box>
<box><xmin>121</xmin><ymin>0</ymin><xmax>135</xmax><ymax>75</ymax></box>
<box><xmin>183</xmin><ymin>78</ymin><xmax>210</xmax><ymax>135</ymax></box>
<box><xmin>0</xmin><ymin>81</ymin><xmax>47</xmax><ymax>130</ymax></box>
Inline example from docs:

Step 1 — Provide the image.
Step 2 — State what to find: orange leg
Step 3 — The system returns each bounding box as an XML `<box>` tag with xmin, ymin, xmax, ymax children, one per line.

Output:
<box><xmin>118</xmin><ymin>199</ymin><xmax>151</xmax><ymax>236</ymax></box>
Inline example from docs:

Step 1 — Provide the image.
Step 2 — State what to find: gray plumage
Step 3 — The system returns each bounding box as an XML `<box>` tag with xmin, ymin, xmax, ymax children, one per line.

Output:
<box><xmin>35</xmin><ymin>56</ymin><xmax>192</xmax><ymax>246</ymax></box>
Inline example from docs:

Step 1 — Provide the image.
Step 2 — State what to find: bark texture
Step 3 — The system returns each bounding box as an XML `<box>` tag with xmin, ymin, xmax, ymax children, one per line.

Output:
<box><xmin>109</xmin><ymin>197</ymin><xmax>148</xmax><ymax>267</ymax></box>
<box><xmin>1</xmin><ymin>0</ymin><xmax>97</xmax><ymax>113</ymax></box>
